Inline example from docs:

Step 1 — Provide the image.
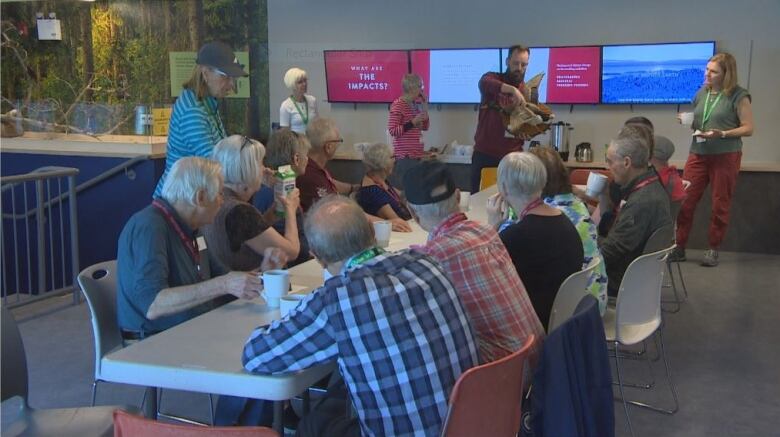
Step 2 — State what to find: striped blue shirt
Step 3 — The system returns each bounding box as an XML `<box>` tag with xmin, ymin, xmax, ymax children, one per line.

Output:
<box><xmin>154</xmin><ymin>89</ymin><xmax>226</xmax><ymax>196</ymax></box>
<box><xmin>243</xmin><ymin>249</ymin><xmax>479</xmax><ymax>437</ymax></box>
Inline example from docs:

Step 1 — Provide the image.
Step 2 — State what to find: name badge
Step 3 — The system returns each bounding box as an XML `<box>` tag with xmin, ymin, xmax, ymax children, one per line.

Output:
<box><xmin>504</xmin><ymin>129</ymin><xmax>516</xmax><ymax>139</ymax></box>
<box><xmin>695</xmin><ymin>136</ymin><xmax>706</xmax><ymax>144</ymax></box>
<box><xmin>196</xmin><ymin>236</ymin><xmax>207</xmax><ymax>251</ymax></box>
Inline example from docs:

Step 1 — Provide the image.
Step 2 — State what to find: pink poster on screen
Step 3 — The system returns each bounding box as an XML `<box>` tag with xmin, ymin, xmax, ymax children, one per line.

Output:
<box><xmin>410</xmin><ymin>50</ymin><xmax>431</xmax><ymax>100</ymax></box>
<box><xmin>546</xmin><ymin>47</ymin><xmax>600</xmax><ymax>104</ymax></box>
<box><xmin>325</xmin><ymin>51</ymin><xmax>409</xmax><ymax>103</ymax></box>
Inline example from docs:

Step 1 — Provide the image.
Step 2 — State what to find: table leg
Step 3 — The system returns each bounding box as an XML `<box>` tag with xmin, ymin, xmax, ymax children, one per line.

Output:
<box><xmin>273</xmin><ymin>400</ymin><xmax>284</xmax><ymax>435</ymax></box>
<box><xmin>142</xmin><ymin>387</ymin><xmax>157</xmax><ymax>419</ymax></box>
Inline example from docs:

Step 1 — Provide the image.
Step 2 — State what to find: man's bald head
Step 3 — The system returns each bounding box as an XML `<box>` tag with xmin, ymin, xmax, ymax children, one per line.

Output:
<box><xmin>304</xmin><ymin>195</ymin><xmax>375</xmax><ymax>264</ymax></box>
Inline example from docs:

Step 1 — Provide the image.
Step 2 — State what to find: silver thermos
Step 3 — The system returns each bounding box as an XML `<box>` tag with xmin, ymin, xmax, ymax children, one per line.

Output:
<box><xmin>549</xmin><ymin>121</ymin><xmax>573</xmax><ymax>161</ymax></box>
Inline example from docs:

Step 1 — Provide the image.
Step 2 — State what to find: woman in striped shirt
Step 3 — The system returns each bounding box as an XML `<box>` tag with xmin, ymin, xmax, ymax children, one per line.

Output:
<box><xmin>387</xmin><ymin>74</ymin><xmax>429</xmax><ymax>186</ymax></box>
<box><xmin>154</xmin><ymin>42</ymin><xmax>247</xmax><ymax>196</ymax></box>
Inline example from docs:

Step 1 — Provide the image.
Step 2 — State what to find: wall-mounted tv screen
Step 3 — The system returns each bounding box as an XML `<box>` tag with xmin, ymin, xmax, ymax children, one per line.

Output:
<box><xmin>601</xmin><ymin>41</ymin><xmax>715</xmax><ymax>104</ymax></box>
<box><xmin>411</xmin><ymin>49</ymin><xmax>501</xmax><ymax>104</ymax></box>
<box><xmin>324</xmin><ymin>50</ymin><xmax>409</xmax><ymax>103</ymax></box>
<box><xmin>516</xmin><ymin>46</ymin><xmax>601</xmax><ymax>104</ymax></box>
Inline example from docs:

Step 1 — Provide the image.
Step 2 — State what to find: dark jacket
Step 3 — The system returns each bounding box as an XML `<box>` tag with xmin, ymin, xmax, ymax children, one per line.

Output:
<box><xmin>600</xmin><ymin>169</ymin><xmax>671</xmax><ymax>293</ymax></box>
<box><xmin>529</xmin><ymin>295</ymin><xmax>614</xmax><ymax>437</ymax></box>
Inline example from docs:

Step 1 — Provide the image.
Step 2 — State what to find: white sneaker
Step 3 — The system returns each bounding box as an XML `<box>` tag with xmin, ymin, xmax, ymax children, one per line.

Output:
<box><xmin>701</xmin><ymin>249</ymin><xmax>719</xmax><ymax>267</ymax></box>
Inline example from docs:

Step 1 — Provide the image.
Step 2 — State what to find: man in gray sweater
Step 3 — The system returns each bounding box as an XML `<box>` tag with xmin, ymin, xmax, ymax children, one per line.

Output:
<box><xmin>600</xmin><ymin>130</ymin><xmax>672</xmax><ymax>297</ymax></box>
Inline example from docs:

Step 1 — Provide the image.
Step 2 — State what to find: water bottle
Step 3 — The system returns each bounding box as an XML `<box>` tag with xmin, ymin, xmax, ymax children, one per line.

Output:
<box><xmin>135</xmin><ymin>105</ymin><xmax>148</xmax><ymax>135</ymax></box>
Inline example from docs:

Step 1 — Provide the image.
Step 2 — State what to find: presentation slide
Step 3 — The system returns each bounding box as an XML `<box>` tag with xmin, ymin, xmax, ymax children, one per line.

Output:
<box><xmin>523</xmin><ymin>46</ymin><xmax>600</xmax><ymax>104</ymax></box>
<box><xmin>411</xmin><ymin>49</ymin><xmax>501</xmax><ymax>103</ymax></box>
<box><xmin>601</xmin><ymin>42</ymin><xmax>715</xmax><ymax>104</ymax></box>
<box><xmin>324</xmin><ymin>50</ymin><xmax>409</xmax><ymax>103</ymax></box>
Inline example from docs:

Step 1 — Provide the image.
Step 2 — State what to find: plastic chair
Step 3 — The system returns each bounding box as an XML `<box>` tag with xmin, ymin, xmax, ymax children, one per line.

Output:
<box><xmin>547</xmin><ymin>258</ymin><xmax>602</xmax><ymax>333</ymax></box>
<box><xmin>78</xmin><ymin>260</ymin><xmax>213</xmax><ymax>424</ymax></box>
<box><xmin>642</xmin><ymin>224</ymin><xmax>688</xmax><ymax>313</ymax></box>
<box><xmin>113</xmin><ymin>409</ymin><xmax>279</xmax><ymax>437</ymax></box>
<box><xmin>1</xmin><ymin>306</ymin><xmax>139</xmax><ymax>436</ymax></box>
<box><xmin>479</xmin><ymin>167</ymin><xmax>497</xmax><ymax>191</ymax></box>
<box><xmin>440</xmin><ymin>335</ymin><xmax>536</xmax><ymax>437</ymax></box>
<box><xmin>602</xmin><ymin>247</ymin><xmax>679</xmax><ymax>437</ymax></box>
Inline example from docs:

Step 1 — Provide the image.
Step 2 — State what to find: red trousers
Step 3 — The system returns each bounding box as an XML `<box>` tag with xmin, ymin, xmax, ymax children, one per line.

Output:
<box><xmin>676</xmin><ymin>151</ymin><xmax>742</xmax><ymax>249</ymax></box>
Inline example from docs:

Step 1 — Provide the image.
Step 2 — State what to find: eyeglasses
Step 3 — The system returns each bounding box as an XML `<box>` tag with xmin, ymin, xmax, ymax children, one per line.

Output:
<box><xmin>240</xmin><ymin>135</ymin><xmax>252</xmax><ymax>151</ymax></box>
<box><xmin>326</xmin><ymin>138</ymin><xmax>344</xmax><ymax>145</ymax></box>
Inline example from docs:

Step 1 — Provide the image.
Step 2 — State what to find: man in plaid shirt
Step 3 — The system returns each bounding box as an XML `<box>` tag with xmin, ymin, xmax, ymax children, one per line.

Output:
<box><xmin>242</xmin><ymin>196</ymin><xmax>479</xmax><ymax>437</ymax></box>
<box><xmin>403</xmin><ymin>161</ymin><xmax>544</xmax><ymax>365</ymax></box>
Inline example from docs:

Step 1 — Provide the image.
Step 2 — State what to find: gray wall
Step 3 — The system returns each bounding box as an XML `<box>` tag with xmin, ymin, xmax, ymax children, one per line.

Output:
<box><xmin>267</xmin><ymin>0</ymin><xmax>780</xmax><ymax>165</ymax></box>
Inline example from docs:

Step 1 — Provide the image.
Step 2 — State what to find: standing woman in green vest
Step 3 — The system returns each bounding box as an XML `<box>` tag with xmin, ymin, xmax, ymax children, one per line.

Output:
<box><xmin>673</xmin><ymin>52</ymin><xmax>754</xmax><ymax>266</ymax></box>
<box><xmin>154</xmin><ymin>42</ymin><xmax>248</xmax><ymax>196</ymax></box>
<box><xmin>279</xmin><ymin>67</ymin><xmax>319</xmax><ymax>134</ymax></box>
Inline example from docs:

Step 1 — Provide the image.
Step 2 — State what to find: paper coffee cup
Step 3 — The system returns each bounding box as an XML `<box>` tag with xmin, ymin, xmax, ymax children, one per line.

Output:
<box><xmin>585</xmin><ymin>172</ymin><xmax>608</xmax><ymax>198</ymax></box>
<box><xmin>459</xmin><ymin>191</ymin><xmax>471</xmax><ymax>212</ymax></box>
<box><xmin>680</xmin><ymin>112</ymin><xmax>694</xmax><ymax>127</ymax></box>
<box><xmin>373</xmin><ymin>221</ymin><xmax>392</xmax><ymax>248</ymax></box>
<box><xmin>262</xmin><ymin>269</ymin><xmax>289</xmax><ymax>308</ymax></box>
<box><xmin>279</xmin><ymin>294</ymin><xmax>306</xmax><ymax>317</ymax></box>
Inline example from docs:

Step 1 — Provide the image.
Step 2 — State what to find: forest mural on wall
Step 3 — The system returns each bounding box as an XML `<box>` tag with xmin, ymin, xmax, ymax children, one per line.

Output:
<box><xmin>0</xmin><ymin>0</ymin><xmax>269</xmax><ymax>140</ymax></box>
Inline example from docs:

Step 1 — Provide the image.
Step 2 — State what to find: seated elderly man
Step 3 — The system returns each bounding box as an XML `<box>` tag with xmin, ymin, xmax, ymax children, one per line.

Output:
<box><xmin>117</xmin><ymin>157</ymin><xmax>274</xmax><ymax>339</ymax></box>
<box><xmin>298</xmin><ymin>117</ymin><xmax>360</xmax><ymax>211</ymax></box>
<box><xmin>243</xmin><ymin>195</ymin><xmax>478</xmax><ymax>437</ymax></box>
<box><xmin>601</xmin><ymin>131</ymin><xmax>672</xmax><ymax>296</ymax></box>
<box><xmin>402</xmin><ymin>161</ymin><xmax>544</xmax><ymax>364</ymax></box>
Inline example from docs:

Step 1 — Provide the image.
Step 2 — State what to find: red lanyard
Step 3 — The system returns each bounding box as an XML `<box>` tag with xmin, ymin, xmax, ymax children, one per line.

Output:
<box><xmin>517</xmin><ymin>198</ymin><xmax>544</xmax><ymax>221</ymax></box>
<box><xmin>368</xmin><ymin>175</ymin><xmax>403</xmax><ymax>206</ymax></box>
<box><xmin>152</xmin><ymin>200</ymin><xmax>203</xmax><ymax>279</ymax></box>
<box><xmin>613</xmin><ymin>175</ymin><xmax>660</xmax><ymax>216</ymax></box>
<box><xmin>314</xmin><ymin>161</ymin><xmax>337</xmax><ymax>193</ymax></box>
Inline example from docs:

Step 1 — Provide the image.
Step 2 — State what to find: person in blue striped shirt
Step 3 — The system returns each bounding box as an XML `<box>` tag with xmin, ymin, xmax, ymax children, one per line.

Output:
<box><xmin>154</xmin><ymin>41</ymin><xmax>248</xmax><ymax>196</ymax></box>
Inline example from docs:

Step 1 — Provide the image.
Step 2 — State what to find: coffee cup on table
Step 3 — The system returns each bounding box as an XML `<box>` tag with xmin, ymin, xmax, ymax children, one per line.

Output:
<box><xmin>373</xmin><ymin>220</ymin><xmax>391</xmax><ymax>248</ymax></box>
<box><xmin>261</xmin><ymin>269</ymin><xmax>289</xmax><ymax>308</ymax></box>
<box><xmin>680</xmin><ymin>112</ymin><xmax>694</xmax><ymax>128</ymax></box>
<box><xmin>279</xmin><ymin>294</ymin><xmax>306</xmax><ymax>317</ymax></box>
<box><xmin>585</xmin><ymin>172</ymin><xmax>609</xmax><ymax>198</ymax></box>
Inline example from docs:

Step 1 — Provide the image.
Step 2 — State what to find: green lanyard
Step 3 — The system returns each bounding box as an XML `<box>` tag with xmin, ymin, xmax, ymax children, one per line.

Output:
<box><xmin>345</xmin><ymin>247</ymin><xmax>384</xmax><ymax>270</ymax></box>
<box><xmin>290</xmin><ymin>96</ymin><xmax>309</xmax><ymax>126</ymax></box>
<box><xmin>702</xmin><ymin>91</ymin><xmax>722</xmax><ymax>130</ymax></box>
<box><xmin>203</xmin><ymin>98</ymin><xmax>226</xmax><ymax>139</ymax></box>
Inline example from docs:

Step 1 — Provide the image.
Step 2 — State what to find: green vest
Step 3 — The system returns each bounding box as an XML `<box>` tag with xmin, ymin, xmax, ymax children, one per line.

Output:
<box><xmin>690</xmin><ymin>85</ymin><xmax>751</xmax><ymax>155</ymax></box>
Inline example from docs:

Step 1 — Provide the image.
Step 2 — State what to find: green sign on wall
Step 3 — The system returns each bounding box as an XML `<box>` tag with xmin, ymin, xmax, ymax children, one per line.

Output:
<box><xmin>169</xmin><ymin>51</ymin><xmax>250</xmax><ymax>98</ymax></box>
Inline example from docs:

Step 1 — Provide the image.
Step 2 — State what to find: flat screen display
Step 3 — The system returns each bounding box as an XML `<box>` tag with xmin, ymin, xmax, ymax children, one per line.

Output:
<box><xmin>601</xmin><ymin>42</ymin><xmax>716</xmax><ymax>104</ymax></box>
<box><xmin>410</xmin><ymin>49</ymin><xmax>501</xmax><ymax>104</ymax></box>
<box><xmin>324</xmin><ymin>50</ymin><xmax>409</xmax><ymax>103</ymax></box>
<box><xmin>519</xmin><ymin>46</ymin><xmax>601</xmax><ymax>104</ymax></box>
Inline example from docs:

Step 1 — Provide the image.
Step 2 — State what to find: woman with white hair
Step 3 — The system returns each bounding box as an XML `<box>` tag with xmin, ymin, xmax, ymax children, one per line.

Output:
<box><xmin>280</xmin><ymin>67</ymin><xmax>318</xmax><ymax>134</ymax></box>
<box><xmin>486</xmin><ymin>151</ymin><xmax>583</xmax><ymax>329</ymax></box>
<box><xmin>356</xmin><ymin>143</ymin><xmax>413</xmax><ymax>230</ymax></box>
<box><xmin>387</xmin><ymin>73</ymin><xmax>429</xmax><ymax>186</ymax></box>
<box><xmin>202</xmin><ymin>135</ymin><xmax>301</xmax><ymax>271</ymax></box>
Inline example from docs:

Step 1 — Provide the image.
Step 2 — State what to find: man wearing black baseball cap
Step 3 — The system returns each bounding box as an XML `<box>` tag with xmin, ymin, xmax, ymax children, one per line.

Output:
<box><xmin>403</xmin><ymin>161</ymin><xmax>544</xmax><ymax>365</ymax></box>
<box><xmin>154</xmin><ymin>41</ymin><xmax>248</xmax><ymax>196</ymax></box>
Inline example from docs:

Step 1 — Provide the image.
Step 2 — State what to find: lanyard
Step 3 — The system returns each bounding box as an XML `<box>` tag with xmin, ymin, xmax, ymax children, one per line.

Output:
<box><xmin>612</xmin><ymin>175</ymin><xmax>660</xmax><ymax>217</ymax></box>
<box><xmin>312</xmin><ymin>160</ymin><xmax>337</xmax><ymax>192</ymax></box>
<box><xmin>702</xmin><ymin>91</ymin><xmax>722</xmax><ymax>130</ymax></box>
<box><xmin>517</xmin><ymin>198</ymin><xmax>544</xmax><ymax>221</ymax></box>
<box><xmin>345</xmin><ymin>247</ymin><xmax>384</xmax><ymax>270</ymax></box>
<box><xmin>368</xmin><ymin>175</ymin><xmax>403</xmax><ymax>206</ymax></box>
<box><xmin>203</xmin><ymin>98</ymin><xmax>226</xmax><ymax>139</ymax></box>
<box><xmin>151</xmin><ymin>200</ymin><xmax>204</xmax><ymax>279</ymax></box>
<box><xmin>290</xmin><ymin>96</ymin><xmax>309</xmax><ymax>126</ymax></box>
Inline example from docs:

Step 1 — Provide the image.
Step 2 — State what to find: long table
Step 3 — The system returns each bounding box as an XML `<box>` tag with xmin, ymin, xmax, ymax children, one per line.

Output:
<box><xmin>100</xmin><ymin>187</ymin><xmax>497</xmax><ymax>433</ymax></box>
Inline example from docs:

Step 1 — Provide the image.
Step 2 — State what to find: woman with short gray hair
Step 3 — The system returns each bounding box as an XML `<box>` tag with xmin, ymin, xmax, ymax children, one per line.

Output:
<box><xmin>486</xmin><ymin>152</ymin><xmax>584</xmax><ymax>328</ymax></box>
<box><xmin>280</xmin><ymin>67</ymin><xmax>318</xmax><ymax>134</ymax></box>
<box><xmin>355</xmin><ymin>143</ymin><xmax>413</xmax><ymax>228</ymax></box>
<box><xmin>202</xmin><ymin>135</ymin><xmax>301</xmax><ymax>271</ymax></box>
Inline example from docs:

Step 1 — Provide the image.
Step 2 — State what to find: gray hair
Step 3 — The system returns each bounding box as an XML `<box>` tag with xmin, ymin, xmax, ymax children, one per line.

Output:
<box><xmin>283</xmin><ymin>67</ymin><xmax>307</xmax><ymax>90</ymax></box>
<box><xmin>265</xmin><ymin>128</ymin><xmax>311</xmax><ymax>169</ymax></box>
<box><xmin>306</xmin><ymin>117</ymin><xmax>338</xmax><ymax>151</ymax></box>
<box><xmin>161</xmin><ymin>157</ymin><xmax>223</xmax><ymax>207</ymax></box>
<box><xmin>212</xmin><ymin>135</ymin><xmax>265</xmax><ymax>188</ymax></box>
<box><xmin>362</xmin><ymin>143</ymin><xmax>394</xmax><ymax>173</ymax></box>
<box><xmin>304</xmin><ymin>195</ymin><xmax>375</xmax><ymax>264</ymax></box>
<box><xmin>612</xmin><ymin>129</ymin><xmax>650</xmax><ymax>168</ymax></box>
<box><xmin>402</xmin><ymin>74</ymin><xmax>422</xmax><ymax>94</ymax></box>
<box><xmin>497</xmin><ymin>152</ymin><xmax>547</xmax><ymax>200</ymax></box>
<box><xmin>407</xmin><ymin>190</ymin><xmax>459</xmax><ymax>224</ymax></box>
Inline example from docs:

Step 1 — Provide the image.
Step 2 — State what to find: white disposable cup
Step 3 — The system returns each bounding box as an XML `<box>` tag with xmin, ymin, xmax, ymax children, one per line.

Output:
<box><xmin>261</xmin><ymin>269</ymin><xmax>289</xmax><ymax>308</ymax></box>
<box><xmin>680</xmin><ymin>112</ymin><xmax>694</xmax><ymax>127</ymax></box>
<box><xmin>459</xmin><ymin>191</ymin><xmax>471</xmax><ymax>212</ymax></box>
<box><xmin>373</xmin><ymin>221</ymin><xmax>392</xmax><ymax>248</ymax></box>
<box><xmin>279</xmin><ymin>294</ymin><xmax>306</xmax><ymax>317</ymax></box>
<box><xmin>585</xmin><ymin>172</ymin><xmax>609</xmax><ymax>198</ymax></box>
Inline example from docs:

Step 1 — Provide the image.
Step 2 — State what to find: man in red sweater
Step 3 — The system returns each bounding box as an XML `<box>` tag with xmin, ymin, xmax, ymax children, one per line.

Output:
<box><xmin>471</xmin><ymin>44</ymin><xmax>531</xmax><ymax>191</ymax></box>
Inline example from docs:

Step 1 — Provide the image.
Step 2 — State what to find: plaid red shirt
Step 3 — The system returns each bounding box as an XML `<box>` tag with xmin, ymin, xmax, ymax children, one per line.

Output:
<box><xmin>414</xmin><ymin>212</ymin><xmax>545</xmax><ymax>364</ymax></box>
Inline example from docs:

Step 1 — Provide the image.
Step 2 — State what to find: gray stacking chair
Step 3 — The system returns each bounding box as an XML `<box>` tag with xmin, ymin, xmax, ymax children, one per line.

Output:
<box><xmin>1</xmin><ymin>305</ymin><xmax>139</xmax><ymax>436</ymax></box>
<box><xmin>643</xmin><ymin>223</ymin><xmax>688</xmax><ymax>313</ymax></box>
<box><xmin>547</xmin><ymin>258</ymin><xmax>602</xmax><ymax>333</ymax></box>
